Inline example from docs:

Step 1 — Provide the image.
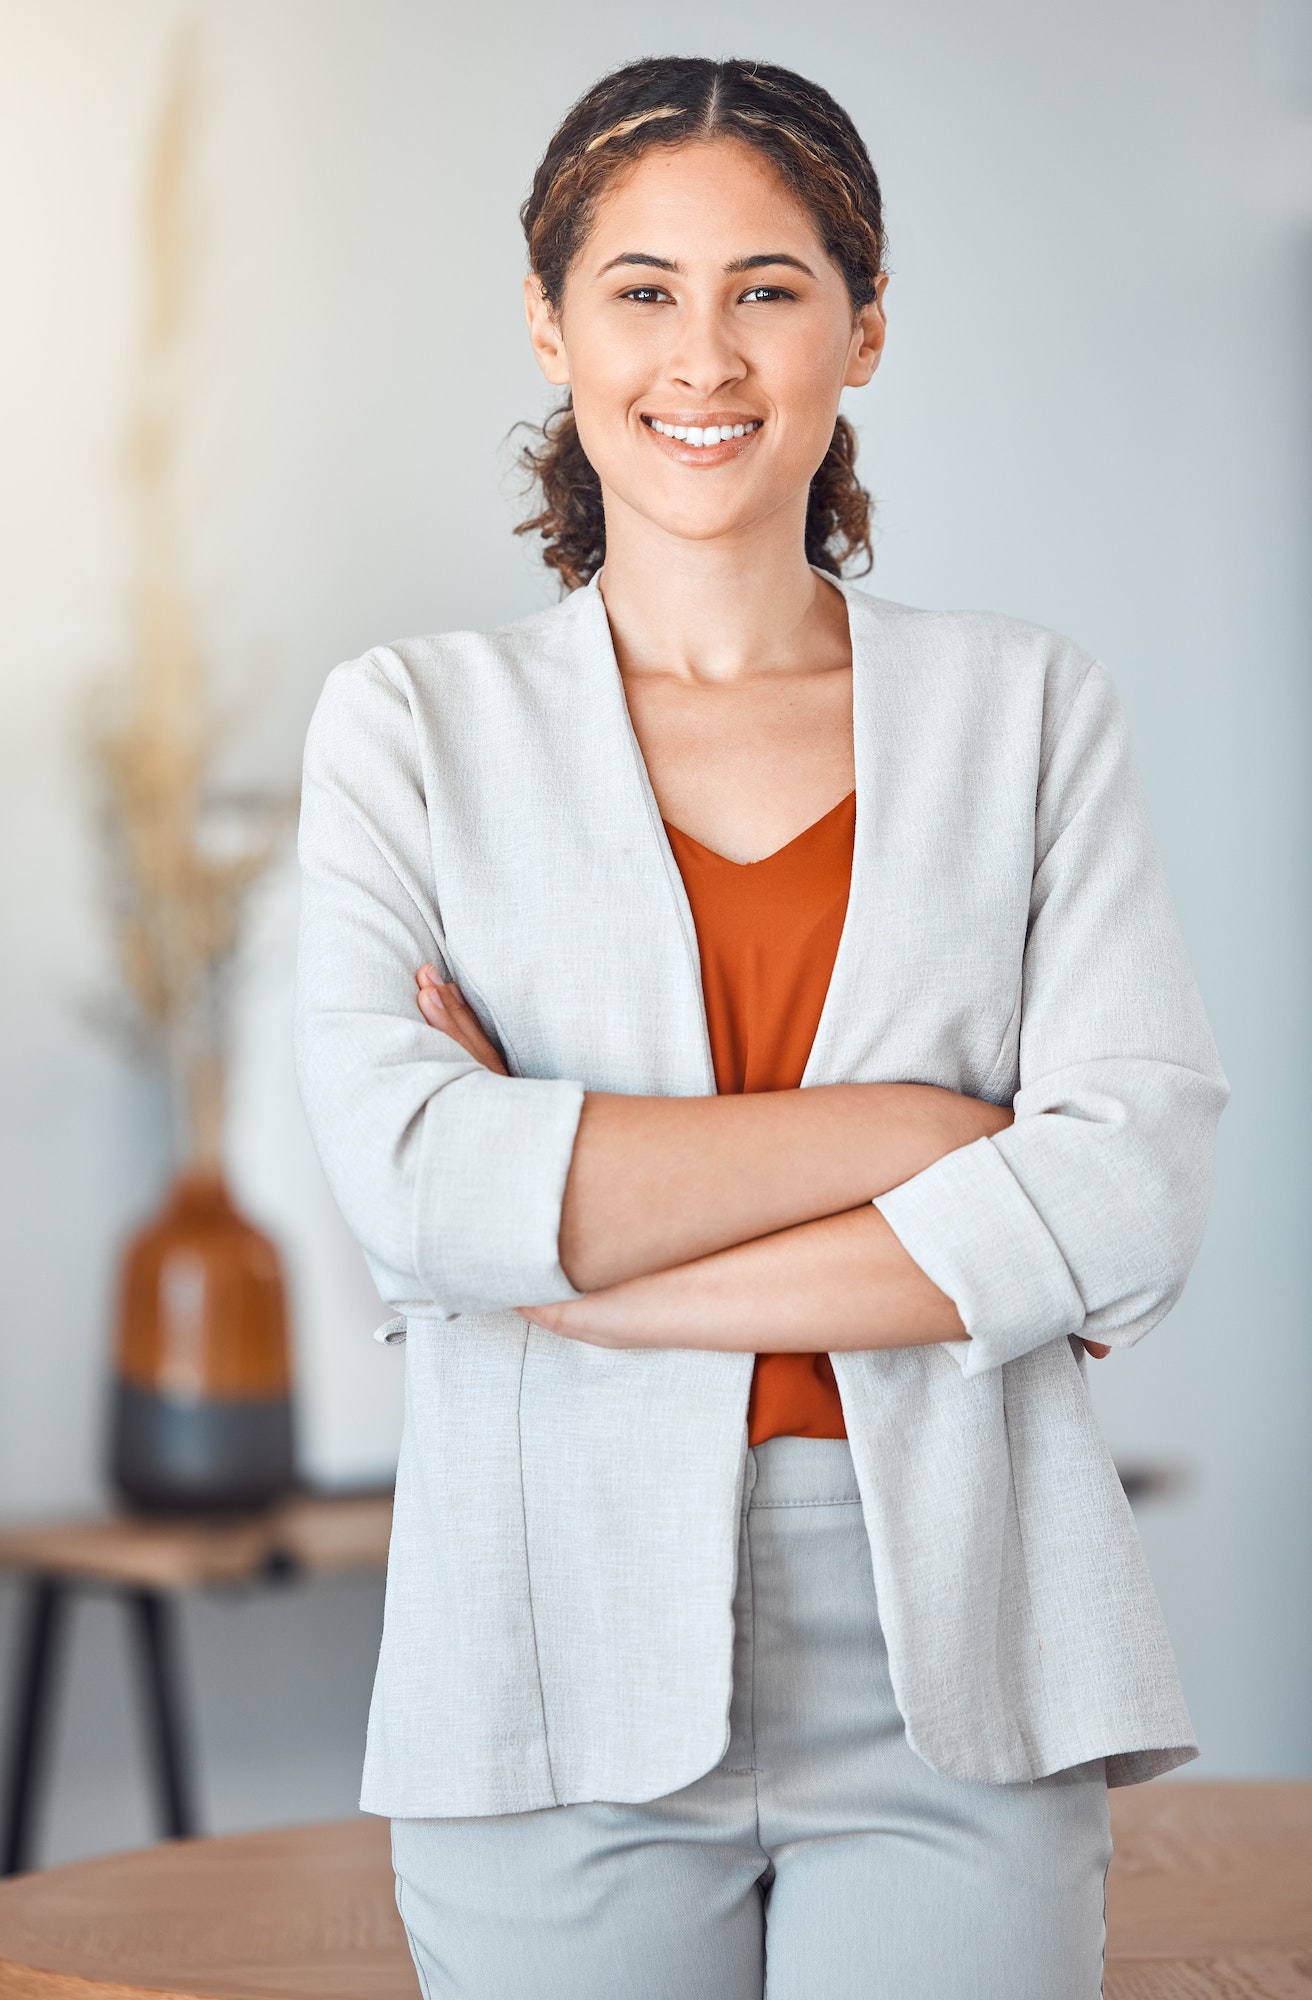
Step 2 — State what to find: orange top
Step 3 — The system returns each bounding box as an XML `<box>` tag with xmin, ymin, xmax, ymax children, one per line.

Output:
<box><xmin>664</xmin><ymin>792</ymin><xmax>855</xmax><ymax>1445</ymax></box>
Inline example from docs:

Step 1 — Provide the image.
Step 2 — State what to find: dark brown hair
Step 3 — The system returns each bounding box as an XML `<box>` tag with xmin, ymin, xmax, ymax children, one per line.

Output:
<box><xmin>515</xmin><ymin>57</ymin><xmax>884</xmax><ymax>590</ymax></box>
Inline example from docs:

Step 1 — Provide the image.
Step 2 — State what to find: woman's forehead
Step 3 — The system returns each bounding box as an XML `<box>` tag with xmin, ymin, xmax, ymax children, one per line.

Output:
<box><xmin>578</xmin><ymin>141</ymin><xmax>829</xmax><ymax>275</ymax></box>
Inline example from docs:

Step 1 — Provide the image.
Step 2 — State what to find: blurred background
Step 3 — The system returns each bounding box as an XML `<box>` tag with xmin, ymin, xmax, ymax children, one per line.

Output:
<box><xmin>0</xmin><ymin>0</ymin><xmax>1308</xmax><ymax>1869</ymax></box>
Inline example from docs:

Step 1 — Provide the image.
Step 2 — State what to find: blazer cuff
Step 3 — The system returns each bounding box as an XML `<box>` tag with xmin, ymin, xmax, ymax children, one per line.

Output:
<box><xmin>873</xmin><ymin>1136</ymin><xmax>1087</xmax><ymax>1375</ymax></box>
<box><xmin>414</xmin><ymin>1071</ymin><xmax>586</xmax><ymax>1315</ymax></box>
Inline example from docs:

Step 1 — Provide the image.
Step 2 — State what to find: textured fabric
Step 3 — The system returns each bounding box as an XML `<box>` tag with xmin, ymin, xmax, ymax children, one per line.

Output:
<box><xmin>665</xmin><ymin>792</ymin><xmax>854</xmax><ymax>1444</ymax></box>
<box><xmin>392</xmin><ymin>1438</ymin><xmax>1112</xmax><ymax>2000</ymax></box>
<box><xmin>294</xmin><ymin>574</ymin><xmax>1229</xmax><ymax>1814</ymax></box>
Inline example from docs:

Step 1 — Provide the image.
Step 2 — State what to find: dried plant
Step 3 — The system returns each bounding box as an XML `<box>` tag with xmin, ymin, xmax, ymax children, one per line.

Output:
<box><xmin>92</xmin><ymin>30</ymin><xmax>292</xmax><ymax>1170</ymax></box>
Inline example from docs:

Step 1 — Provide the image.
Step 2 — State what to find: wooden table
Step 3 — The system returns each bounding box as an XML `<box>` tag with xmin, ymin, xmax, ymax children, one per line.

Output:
<box><xmin>0</xmin><ymin>1782</ymin><xmax>1306</xmax><ymax>1998</ymax></box>
<box><xmin>0</xmin><ymin>1496</ymin><xmax>392</xmax><ymax>1876</ymax></box>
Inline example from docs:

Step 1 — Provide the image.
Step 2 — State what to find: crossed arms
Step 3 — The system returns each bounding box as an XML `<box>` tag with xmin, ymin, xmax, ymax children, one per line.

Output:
<box><xmin>413</xmin><ymin>964</ymin><xmax>1112</xmax><ymax>1360</ymax></box>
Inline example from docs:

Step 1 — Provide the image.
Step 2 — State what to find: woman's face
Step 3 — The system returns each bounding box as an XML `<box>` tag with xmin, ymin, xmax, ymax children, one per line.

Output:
<box><xmin>525</xmin><ymin>137</ymin><xmax>887</xmax><ymax>554</ymax></box>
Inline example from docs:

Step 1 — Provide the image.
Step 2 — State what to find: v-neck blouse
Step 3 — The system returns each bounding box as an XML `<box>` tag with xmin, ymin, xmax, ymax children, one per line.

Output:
<box><xmin>664</xmin><ymin>790</ymin><xmax>856</xmax><ymax>1445</ymax></box>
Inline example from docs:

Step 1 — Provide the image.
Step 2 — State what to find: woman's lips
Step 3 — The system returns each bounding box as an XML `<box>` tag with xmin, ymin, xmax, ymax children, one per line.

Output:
<box><xmin>639</xmin><ymin>414</ymin><xmax>764</xmax><ymax>465</ymax></box>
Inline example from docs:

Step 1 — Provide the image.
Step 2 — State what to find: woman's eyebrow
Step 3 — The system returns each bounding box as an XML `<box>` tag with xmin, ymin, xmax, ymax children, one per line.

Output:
<box><xmin>596</xmin><ymin>251</ymin><xmax>682</xmax><ymax>275</ymax></box>
<box><xmin>724</xmin><ymin>252</ymin><xmax>817</xmax><ymax>277</ymax></box>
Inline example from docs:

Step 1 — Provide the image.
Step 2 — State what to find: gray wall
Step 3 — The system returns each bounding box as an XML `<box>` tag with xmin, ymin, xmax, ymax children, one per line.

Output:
<box><xmin>1</xmin><ymin>0</ymin><xmax>1308</xmax><ymax>1862</ymax></box>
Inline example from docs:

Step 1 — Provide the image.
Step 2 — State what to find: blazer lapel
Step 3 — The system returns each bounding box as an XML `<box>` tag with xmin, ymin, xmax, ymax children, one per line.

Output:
<box><xmin>579</xmin><ymin>580</ymin><xmax>716</xmax><ymax>1099</ymax></box>
<box><xmin>801</xmin><ymin>578</ymin><xmax>888</xmax><ymax>1088</ymax></box>
<box><xmin>467</xmin><ymin>580</ymin><xmax>714</xmax><ymax>1100</ymax></box>
<box><xmin>801</xmin><ymin>583</ymin><xmax>1031</xmax><ymax>1096</ymax></box>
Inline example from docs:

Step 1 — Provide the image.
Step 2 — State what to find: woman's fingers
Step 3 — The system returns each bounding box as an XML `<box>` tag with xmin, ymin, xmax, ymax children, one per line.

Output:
<box><xmin>414</xmin><ymin>967</ymin><xmax>509</xmax><ymax>1075</ymax></box>
<box><xmin>517</xmin><ymin>1302</ymin><xmax>572</xmax><ymax>1333</ymax></box>
<box><xmin>415</xmin><ymin>968</ymin><xmax>447</xmax><ymax>1029</ymax></box>
<box><xmin>1081</xmin><ymin>1339</ymin><xmax>1111</xmax><ymax>1359</ymax></box>
<box><xmin>515</xmin><ymin>1300</ymin><xmax>625</xmax><ymax>1345</ymax></box>
<box><xmin>420</xmin><ymin>982</ymin><xmax>501</xmax><ymax>1067</ymax></box>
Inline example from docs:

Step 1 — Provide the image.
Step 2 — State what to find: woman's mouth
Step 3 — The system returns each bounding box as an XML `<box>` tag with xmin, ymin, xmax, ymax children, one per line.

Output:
<box><xmin>639</xmin><ymin>414</ymin><xmax>764</xmax><ymax>463</ymax></box>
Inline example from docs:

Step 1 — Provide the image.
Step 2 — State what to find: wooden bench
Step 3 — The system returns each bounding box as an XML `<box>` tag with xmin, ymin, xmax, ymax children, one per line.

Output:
<box><xmin>0</xmin><ymin>1782</ymin><xmax>1306</xmax><ymax>1997</ymax></box>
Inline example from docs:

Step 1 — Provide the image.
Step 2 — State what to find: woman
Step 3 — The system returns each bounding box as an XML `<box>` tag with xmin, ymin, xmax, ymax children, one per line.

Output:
<box><xmin>296</xmin><ymin>55</ymin><xmax>1227</xmax><ymax>2000</ymax></box>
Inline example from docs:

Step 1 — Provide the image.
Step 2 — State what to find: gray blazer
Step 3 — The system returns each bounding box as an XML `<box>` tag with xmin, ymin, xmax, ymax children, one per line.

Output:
<box><xmin>295</xmin><ymin>575</ymin><xmax>1228</xmax><ymax>1817</ymax></box>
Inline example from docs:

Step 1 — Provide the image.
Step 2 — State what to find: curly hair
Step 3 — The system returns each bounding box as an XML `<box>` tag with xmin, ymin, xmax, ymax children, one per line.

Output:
<box><xmin>515</xmin><ymin>57</ymin><xmax>885</xmax><ymax>590</ymax></box>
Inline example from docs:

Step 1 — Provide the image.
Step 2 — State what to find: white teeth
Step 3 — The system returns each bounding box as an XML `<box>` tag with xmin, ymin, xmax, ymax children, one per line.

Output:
<box><xmin>649</xmin><ymin>419</ymin><xmax>761</xmax><ymax>446</ymax></box>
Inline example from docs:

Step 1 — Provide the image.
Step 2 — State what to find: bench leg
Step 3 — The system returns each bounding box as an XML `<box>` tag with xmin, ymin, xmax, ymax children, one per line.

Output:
<box><xmin>127</xmin><ymin>1589</ymin><xmax>197</xmax><ymax>1841</ymax></box>
<box><xmin>2</xmin><ymin>1576</ymin><xmax>66</xmax><ymax>1876</ymax></box>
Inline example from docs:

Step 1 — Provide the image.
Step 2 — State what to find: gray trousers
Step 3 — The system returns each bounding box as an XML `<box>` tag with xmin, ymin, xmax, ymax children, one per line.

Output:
<box><xmin>392</xmin><ymin>1436</ymin><xmax>1112</xmax><ymax>1999</ymax></box>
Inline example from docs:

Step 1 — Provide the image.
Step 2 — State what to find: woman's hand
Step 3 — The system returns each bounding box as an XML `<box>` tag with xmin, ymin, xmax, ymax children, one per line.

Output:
<box><xmin>415</xmin><ymin>964</ymin><xmax>508</xmax><ymax>1076</ymax></box>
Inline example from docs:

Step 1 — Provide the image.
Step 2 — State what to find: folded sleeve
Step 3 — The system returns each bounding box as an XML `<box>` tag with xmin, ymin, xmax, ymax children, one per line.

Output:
<box><xmin>294</xmin><ymin>651</ymin><xmax>585</xmax><ymax>1319</ymax></box>
<box><xmin>874</xmin><ymin>658</ymin><xmax>1229</xmax><ymax>1376</ymax></box>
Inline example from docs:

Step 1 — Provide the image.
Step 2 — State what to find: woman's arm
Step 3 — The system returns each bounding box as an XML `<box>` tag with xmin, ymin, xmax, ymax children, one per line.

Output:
<box><xmin>557</xmin><ymin>1084</ymin><xmax>1013</xmax><ymax>1292</ymax></box>
<box><xmin>520</xmin><ymin>1204</ymin><xmax>963</xmax><ymax>1351</ymax></box>
<box><xmin>420</xmin><ymin>969</ymin><xmax>1110</xmax><ymax>1359</ymax></box>
<box><xmin>521</xmin><ymin>1212</ymin><xmax>1114</xmax><ymax>1358</ymax></box>
<box><xmin>416</xmin><ymin>966</ymin><xmax>1013</xmax><ymax>1293</ymax></box>
<box><xmin>862</xmin><ymin>661</ymin><xmax>1228</xmax><ymax>1378</ymax></box>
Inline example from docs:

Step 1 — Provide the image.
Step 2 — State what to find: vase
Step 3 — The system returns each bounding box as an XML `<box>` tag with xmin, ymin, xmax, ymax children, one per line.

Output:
<box><xmin>109</xmin><ymin>1170</ymin><xmax>295</xmax><ymax>1513</ymax></box>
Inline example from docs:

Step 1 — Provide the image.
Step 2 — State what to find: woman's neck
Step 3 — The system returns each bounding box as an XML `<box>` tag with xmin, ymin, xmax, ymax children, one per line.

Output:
<box><xmin>596</xmin><ymin>490</ymin><xmax>847</xmax><ymax>685</ymax></box>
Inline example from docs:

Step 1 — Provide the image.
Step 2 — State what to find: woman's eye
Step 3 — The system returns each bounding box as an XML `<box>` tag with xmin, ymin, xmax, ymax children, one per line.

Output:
<box><xmin>620</xmin><ymin>286</ymin><xmax>670</xmax><ymax>305</ymax></box>
<box><xmin>740</xmin><ymin>285</ymin><xmax>795</xmax><ymax>304</ymax></box>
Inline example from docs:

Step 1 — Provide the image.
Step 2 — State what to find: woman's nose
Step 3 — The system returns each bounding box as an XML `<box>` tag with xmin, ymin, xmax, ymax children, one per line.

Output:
<box><xmin>666</xmin><ymin>308</ymin><xmax>747</xmax><ymax>397</ymax></box>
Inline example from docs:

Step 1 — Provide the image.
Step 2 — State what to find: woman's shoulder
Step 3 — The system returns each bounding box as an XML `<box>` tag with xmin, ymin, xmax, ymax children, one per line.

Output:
<box><xmin>842</xmin><ymin>580</ymin><xmax>1097</xmax><ymax>680</ymax></box>
<box><xmin>838</xmin><ymin>581</ymin><xmax>1111</xmax><ymax>742</ymax></box>
<box><xmin>307</xmin><ymin>591</ymin><xmax>596</xmax><ymax>740</ymax></box>
<box><xmin>329</xmin><ymin>591</ymin><xmax>590</xmax><ymax>691</ymax></box>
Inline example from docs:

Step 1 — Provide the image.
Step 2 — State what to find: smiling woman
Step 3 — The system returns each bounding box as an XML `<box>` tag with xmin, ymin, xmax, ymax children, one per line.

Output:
<box><xmin>294</xmin><ymin>52</ymin><xmax>1227</xmax><ymax>2000</ymax></box>
<box><xmin>516</xmin><ymin>62</ymin><xmax>885</xmax><ymax>589</ymax></box>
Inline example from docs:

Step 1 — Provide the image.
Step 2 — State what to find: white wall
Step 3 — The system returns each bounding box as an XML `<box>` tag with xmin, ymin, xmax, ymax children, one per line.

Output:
<box><xmin>1</xmin><ymin>0</ymin><xmax>1308</xmax><ymax>1847</ymax></box>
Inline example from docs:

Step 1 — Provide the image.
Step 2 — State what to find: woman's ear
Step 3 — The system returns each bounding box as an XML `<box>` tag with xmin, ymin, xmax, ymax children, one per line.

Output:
<box><xmin>524</xmin><ymin>274</ymin><xmax>571</xmax><ymax>386</ymax></box>
<box><xmin>844</xmin><ymin>274</ymin><xmax>888</xmax><ymax>390</ymax></box>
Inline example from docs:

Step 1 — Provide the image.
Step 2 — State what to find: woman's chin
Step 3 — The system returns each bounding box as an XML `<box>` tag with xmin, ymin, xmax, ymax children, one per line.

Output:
<box><xmin>607</xmin><ymin>486</ymin><xmax>800</xmax><ymax>556</ymax></box>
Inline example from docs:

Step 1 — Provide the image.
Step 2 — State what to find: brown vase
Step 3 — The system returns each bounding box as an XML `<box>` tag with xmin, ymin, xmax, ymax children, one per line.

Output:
<box><xmin>109</xmin><ymin>1171</ymin><xmax>295</xmax><ymax>1513</ymax></box>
